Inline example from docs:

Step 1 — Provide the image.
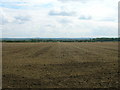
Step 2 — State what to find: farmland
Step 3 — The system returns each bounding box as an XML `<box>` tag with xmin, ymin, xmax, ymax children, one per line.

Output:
<box><xmin>2</xmin><ymin>42</ymin><xmax>119</xmax><ymax>88</ymax></box>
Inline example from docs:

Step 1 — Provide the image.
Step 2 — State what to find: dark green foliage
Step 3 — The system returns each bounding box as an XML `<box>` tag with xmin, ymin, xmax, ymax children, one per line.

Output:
<box><xmin>92</xmin><ymin>38</ymin><xmax>119</xmax><ymax>42</ymax></box>
<box><xmin>1</xmin><ymin>38</ymin><xmax>120</xmax><ymax>42</ymax></box>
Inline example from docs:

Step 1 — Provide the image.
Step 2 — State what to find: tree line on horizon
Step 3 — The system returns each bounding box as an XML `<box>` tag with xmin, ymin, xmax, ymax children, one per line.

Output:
<box><xmin>1</xmin><ymin>38</ymin><xmax>120</xmax><ymax>42</ymax></box>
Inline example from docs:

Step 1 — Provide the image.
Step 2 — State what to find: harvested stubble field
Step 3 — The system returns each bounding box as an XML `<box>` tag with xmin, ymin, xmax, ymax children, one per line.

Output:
<box><xmin>2</xmin><ymin>42</ymin><xmax>119</xmax><ymax>88</ymax></box>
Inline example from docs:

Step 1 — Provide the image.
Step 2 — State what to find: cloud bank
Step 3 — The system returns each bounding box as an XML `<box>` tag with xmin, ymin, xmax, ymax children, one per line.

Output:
<box><xmin>0</xmin><ymin>0</ymin><xmax>119</xmax><ymax>38</ymax></box>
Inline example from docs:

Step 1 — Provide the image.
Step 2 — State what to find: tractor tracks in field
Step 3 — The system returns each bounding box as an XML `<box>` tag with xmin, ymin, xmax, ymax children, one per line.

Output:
<box><xmin>30</xmin><ymin>45</ymin><xmax>52</xmax><ymax>58</ymax></box>
<box><xmin>76</xmin><ymin>43</ymin><xmax>118</xmax><ymax>58</ymax></box>
<box><xmin>84</xmin><ymin>43</ymin><xmax>118</xmax><ymax>52</ymax></box>
<box><xmin>60</xmin><ymin>43</ymin><xmax>108</xmax><ymax>62</ymax></box>
<box><xmin>25</xmin><ymin>43</ymin><xmax>56</xmax><ymax>58</ymax></box>
<box><xmin>29</xmin><ymin>43</ymin><xmax>61</xmax><ymax>59</ymax></box>
<box><xmin>3</xmin><ymin>46</ymin><xmax>32</xmax><ymax>57</ymax></box>
<box><xmin>70</xmin><ymin>43</ymin><xmax>118</xmax><ymax>62</ymax></box>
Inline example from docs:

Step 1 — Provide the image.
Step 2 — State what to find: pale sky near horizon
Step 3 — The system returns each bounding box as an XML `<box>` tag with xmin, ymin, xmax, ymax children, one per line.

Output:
<box><xmin>0</xmin><ymin>0</ymin><xmax>119</xmax><ymax>38</ymax></box>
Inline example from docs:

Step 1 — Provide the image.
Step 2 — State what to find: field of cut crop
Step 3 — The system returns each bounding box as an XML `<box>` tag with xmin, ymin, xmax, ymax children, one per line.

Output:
<box><xmin>2</xmin><ymin>42</ymin><xmax>119</xmax><ymax>88</ymax></box>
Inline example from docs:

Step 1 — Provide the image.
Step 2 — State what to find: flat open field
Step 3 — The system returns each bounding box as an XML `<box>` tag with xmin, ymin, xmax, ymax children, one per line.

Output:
<box><xmin>2</xmin><ymin>42</ymin><xmax>119</xmax><ymax>88</ymax></box>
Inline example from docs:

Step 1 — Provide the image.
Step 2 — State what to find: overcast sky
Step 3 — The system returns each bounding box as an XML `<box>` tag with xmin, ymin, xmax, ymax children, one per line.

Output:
<box><xmin>0</xmin><ymin>0</ymin><xmax>119</xmax><ymax>38</ymax></box>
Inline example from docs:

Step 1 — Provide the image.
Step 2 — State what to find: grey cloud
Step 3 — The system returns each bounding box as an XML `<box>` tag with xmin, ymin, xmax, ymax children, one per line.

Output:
<box><xmin>58</xmin><ymin>0</ymin><xmax>89</xmax><ymax>3</ymax></box>
<box><xmin>45</xmin><ymin>24</ymin><xmax>55</xmax><ymax>28</ymax></box>
<box><xmin>0</xmin><ymin>17</ymin><xmax>9</xmax><ymax>25</ymax></box>
<box><xmin>49</xmin><ymin>10</ymin><xmax>75</xmax><ymax>16</ymax></box>
<box><xmin>58</xmin><ymin>19</ymin><xmax>71</xmax><ymax>24</ymax></box>
<box><xmin>100</xmin><ymin>18</ymin><xmax>116</xmax><ymax>22</ymax></box>
<box><xmin>0</xmin><ymin>15</ymin><xmax>31</xmax><ymax>25</ymax></box>
<box><xmin>92</xmin><ymin>26</ymin><xmax>117</xmax><ymax>36</ymax></box>
<box><xmin>14</xmin><ymin>16</ymin><xmax>31</xmax><ymax>24</ymax></box>
<box><xmin>79</xmin><ymin>16</ymin><xmax>92</xmax><ymax>20</ymax></box>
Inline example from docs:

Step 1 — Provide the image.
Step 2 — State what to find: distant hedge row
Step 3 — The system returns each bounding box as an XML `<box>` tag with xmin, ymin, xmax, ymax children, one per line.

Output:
<box><xmin>1</xmin><ymin>38</ymin><xmax>120</xmax><ymax>42</ymax></box>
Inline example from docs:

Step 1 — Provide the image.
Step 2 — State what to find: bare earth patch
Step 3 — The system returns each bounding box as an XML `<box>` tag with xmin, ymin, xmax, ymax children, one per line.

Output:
<box><xmin>2</xmin><ymin>42</ymin><xmax>119</xmax><ymax>88</ymax></box>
